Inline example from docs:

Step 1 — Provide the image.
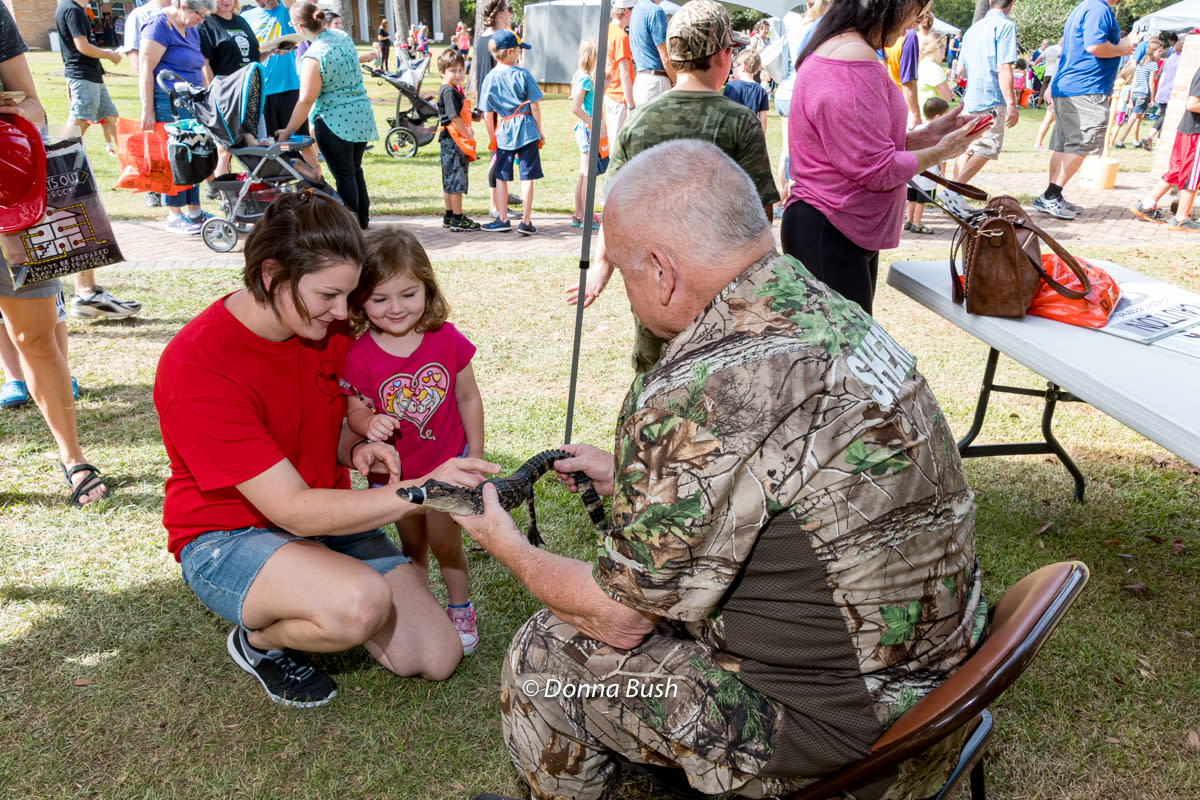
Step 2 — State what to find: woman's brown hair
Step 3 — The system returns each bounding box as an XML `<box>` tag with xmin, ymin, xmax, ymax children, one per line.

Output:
<box><xmin>348</xmin><ymin>226</ymin><xmax>449</xmax><ymax>336</ymax></box>
<box><xmin>242</xmin><ymin>191</ymin><xmax>364</xmax><ymax>322</ymax></box>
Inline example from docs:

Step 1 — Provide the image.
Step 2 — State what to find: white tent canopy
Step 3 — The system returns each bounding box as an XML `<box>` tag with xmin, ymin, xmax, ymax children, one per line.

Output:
<box><xmin>1133</xmin><ymin>0</ymin><xmax>1200</xmax><ymax>33</ymax></box>
<box><xmin>523</xmin><ymin>0</ymin><xmax>681</xmax><ymax>85</ymax></box>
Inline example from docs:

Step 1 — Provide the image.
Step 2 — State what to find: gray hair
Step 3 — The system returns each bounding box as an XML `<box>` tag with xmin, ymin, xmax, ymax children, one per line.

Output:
<box><xmin>608</xmin><ymin>140</ymin><xmax>768</xmax><ymax>262</ymax></box>
<box><xmin>173</xmin><ymin>0</ymin><xmax>215</xmax><ymax>12</ymax></box>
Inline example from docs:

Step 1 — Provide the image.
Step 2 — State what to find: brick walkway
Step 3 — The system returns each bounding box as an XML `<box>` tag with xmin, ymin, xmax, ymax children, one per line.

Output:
<box><xmin>109</xmin><ymin>169</ymin><xmax>1192</xmax><ymax>270</ymax></box>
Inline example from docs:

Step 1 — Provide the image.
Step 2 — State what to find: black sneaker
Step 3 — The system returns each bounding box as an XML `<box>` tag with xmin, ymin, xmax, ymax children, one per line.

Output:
<box><xmin>448</xmin><ymin>214</ymin><xmax>481</xmax><ymax>232</ymax></box>
<box><xmin>226</xmin><ymin>628</ymin><xmax>337</xmax><ymax>708</ymax></box>
<box><xmin>481</xmin><ymin>218</ymin><xmax>511</xmax><ymax>232</ymax></box>
<box><xmin>68</xmin><ymin>286</ymin><xmax>142</xmax><ymax>319</ymax></box>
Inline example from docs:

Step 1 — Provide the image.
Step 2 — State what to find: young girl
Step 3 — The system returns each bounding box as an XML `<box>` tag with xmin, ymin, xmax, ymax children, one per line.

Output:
<box><xmin>570</xmin><ymin>38</ymin><xmax>606</xmax><ymax>229</ymax></box>
<box><xmin>1114</xmin><ymin>42</ymin><xmax>1163</xmax><ymax>149</ymax></box>
<box><xmin>343</xmin><ymin>227</ymin><xmax>486</xmax><ymax>655</ymax></box>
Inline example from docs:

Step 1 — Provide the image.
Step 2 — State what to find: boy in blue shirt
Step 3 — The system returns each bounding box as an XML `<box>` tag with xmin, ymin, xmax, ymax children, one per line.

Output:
<box><xmin>478</xmin><ymin>30</ymin><xmax>544</xmax><ymax>234</ymax></box>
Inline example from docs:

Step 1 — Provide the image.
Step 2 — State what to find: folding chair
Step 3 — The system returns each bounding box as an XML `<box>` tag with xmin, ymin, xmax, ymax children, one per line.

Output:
<box><xmin>780</xmin><ymin>560</ymin><xmax>1090</xmax><ymax>800</ymax></box>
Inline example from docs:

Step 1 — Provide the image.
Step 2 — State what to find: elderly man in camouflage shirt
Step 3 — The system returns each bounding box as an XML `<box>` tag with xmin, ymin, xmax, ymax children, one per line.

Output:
<box><xmin>458</xmin><ymin>139</ymin><xmax>986</xmax><ymax>800</ymax></box>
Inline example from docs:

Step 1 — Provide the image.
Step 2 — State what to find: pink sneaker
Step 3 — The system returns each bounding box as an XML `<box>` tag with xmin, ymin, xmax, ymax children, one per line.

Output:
<box><xmin>447</xmin><ymin>603</ymin><xmax>479</xmax><ymax>655</ymax></box>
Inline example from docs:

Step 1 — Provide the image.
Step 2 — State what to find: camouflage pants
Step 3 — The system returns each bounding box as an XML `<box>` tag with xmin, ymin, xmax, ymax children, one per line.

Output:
<box><xmin>499</xmin><ymin>609</ymin><xmax>814</xmax><ymax>800</ymax></box>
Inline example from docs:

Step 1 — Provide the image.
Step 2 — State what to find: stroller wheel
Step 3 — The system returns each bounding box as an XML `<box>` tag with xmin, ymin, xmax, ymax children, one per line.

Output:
<box><xmin>201</xmin><ymin>217</ymin><xmax>239</xmax><ymax>253</ymax></box>
<box><xmin>385</xmin><ymin>127</ymin><xmax>418</xmax><ymax>159</ymax></box>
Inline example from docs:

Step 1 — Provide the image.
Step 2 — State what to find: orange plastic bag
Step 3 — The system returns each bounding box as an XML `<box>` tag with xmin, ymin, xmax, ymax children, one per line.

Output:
<box><xmin>1026</xmin><ymin>254</ymin><xmax>1121</xmax><ymax>328</ymax></box>
<box><xmin>114</xmin><ymin>118</ymin><xmax>190</xmax><ymax>195</ymax></box>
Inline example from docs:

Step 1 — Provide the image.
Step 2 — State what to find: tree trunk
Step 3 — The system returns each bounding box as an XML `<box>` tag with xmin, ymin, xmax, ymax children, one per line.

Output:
<box><xmin>392</xmin><ymin>0</ymin><xmax>411</xmax><ymax>45</ymax></box>
<box><xmin>468</xmin><ymin>2</ymin><xmax>486</xmax><ymax>96</ymax></box>
<box><xmin>333</xmin><ymin>0</ymin><xmax>355</xmax><ymax>42</ymax></box>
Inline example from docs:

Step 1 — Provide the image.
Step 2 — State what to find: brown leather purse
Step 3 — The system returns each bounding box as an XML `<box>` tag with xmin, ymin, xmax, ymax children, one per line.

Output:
<box><xmin>916</xmin><ymin>174</ymin><xmax>1092</xmax><ymax>318</ymax></box>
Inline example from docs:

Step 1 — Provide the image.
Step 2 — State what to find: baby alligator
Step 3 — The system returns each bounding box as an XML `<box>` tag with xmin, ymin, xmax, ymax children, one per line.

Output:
<box><xmin>395</xmin><ymin>449</ymin><xmax>608</xmax><ymax>547</ymax></box>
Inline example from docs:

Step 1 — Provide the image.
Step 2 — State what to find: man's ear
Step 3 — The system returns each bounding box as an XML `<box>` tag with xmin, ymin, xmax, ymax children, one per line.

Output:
<box><xmin>647</xmin><ymin>246</ymin><xmax>677</xmax><ymax>308</ymax></box>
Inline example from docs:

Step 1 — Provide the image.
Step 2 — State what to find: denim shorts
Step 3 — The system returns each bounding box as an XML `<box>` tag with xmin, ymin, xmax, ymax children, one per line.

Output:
<box><xmin>440</xmin><ymin>135</ymin><xmax>470</xmax><ymax>195</ymax></box>
<box><xmin>1130</xmin><ymin>93</ymin><xmax>1150</xmax><ymax>115</ymax></box>
<box><xmin>179</xmin><ymin>526</ymin><xmax>409</xmax><ymax>628</ymax></box>
<box><xmin>67</xmin><ymin>77</ymin><xmax>119</xmax><ymax>122</ymax></box>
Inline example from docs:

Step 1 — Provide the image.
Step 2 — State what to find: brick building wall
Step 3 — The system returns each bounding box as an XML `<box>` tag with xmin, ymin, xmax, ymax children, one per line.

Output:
<box><xmin>5</xmin><ymin>0</ymin><xmax>61</xmax><ymax>50</ymax></box>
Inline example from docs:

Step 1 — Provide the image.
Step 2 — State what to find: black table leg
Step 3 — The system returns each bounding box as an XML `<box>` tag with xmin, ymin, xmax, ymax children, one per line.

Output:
<box><xmin>956</xmin><ymin>347</ymin><xmax>1087</xmax><ymax>502</ymax></box>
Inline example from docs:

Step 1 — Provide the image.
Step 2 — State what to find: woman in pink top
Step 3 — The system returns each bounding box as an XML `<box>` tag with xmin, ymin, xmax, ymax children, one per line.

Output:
<box><xmin>780</xmin><ymin>0</ymin><xmax>985</xmax><ymax>314</ymax></box>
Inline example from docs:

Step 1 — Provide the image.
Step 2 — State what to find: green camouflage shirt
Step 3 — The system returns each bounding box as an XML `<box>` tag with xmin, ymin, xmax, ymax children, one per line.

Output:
<box><xmin>609</xmin><ymin>90</ymin><xmax>781</xmax><ymax>207</ymax></box>
<box><xmin>596</xmin><ymin>252</ymin><xmax>985</xmax><ymax>744</ymax></box>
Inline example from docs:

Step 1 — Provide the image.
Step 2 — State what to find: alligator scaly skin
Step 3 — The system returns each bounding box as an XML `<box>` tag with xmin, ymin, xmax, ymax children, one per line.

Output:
<box><xmin>395</xmin><ymin>449</ymin><xmax>608</xmax><ymax>547</ymax></box>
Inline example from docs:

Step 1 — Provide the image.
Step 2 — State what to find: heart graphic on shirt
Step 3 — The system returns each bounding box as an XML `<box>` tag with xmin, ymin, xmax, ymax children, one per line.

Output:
<box><xmin>380</xmin><ymin>362</ymin><xmax>450</xmax><ymax>440</ymax></box>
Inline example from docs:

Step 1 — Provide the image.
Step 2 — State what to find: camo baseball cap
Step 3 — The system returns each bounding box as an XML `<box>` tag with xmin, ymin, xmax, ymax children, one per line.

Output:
<box><xmin>667</xmin><ymin>0</ymin><xmax>750</xmax><ymax>61</ymax></box>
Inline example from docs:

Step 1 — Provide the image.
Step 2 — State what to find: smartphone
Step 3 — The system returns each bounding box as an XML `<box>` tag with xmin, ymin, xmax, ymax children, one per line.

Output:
<box><xmin>967</xmin><ymin>113</ymin><xmax>994</xmax><ymax>135</ymax></box>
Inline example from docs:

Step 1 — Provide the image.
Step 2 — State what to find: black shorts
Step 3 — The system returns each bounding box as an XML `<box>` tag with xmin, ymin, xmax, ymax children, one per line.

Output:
<box><xmin>264</xmin><ymin>90</ymin><xmax>310</xmax><ymax>136</ymax></box>
<box><xmin>440</xmin><ymin>136</ymin><xmax>470</xmax><ymax>195</ymax></box>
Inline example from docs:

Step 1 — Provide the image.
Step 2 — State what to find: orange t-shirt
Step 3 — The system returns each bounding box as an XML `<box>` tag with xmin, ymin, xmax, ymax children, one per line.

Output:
<box><xmin>605</xmin><ymin>22</ymin><xmax>633</xmax><ymax>103</ymax></box>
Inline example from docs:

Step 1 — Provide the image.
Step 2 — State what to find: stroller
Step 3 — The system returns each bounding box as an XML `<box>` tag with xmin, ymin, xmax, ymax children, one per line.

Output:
<box><xmin>362</xmin><ymin>55</ymin><xmax>439</xmax><ymax>159</ymax></box>
<box><xmin>156</xmin><ymin>62</ymin><xmax>338</xmax><ymax>253</ymax></box>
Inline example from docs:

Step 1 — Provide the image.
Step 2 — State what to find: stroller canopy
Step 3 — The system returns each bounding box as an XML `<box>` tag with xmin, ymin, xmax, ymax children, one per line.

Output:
<box><xmin>192</xmin><ymin>62</ymin><xmax>266</xmax><ymax>150</ymax></box>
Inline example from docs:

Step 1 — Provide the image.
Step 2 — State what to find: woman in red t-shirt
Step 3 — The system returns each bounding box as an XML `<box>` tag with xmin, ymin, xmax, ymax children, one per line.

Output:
<box><xmin>154</xmin><ymin>192</ymin><xmax>496</xmax><ymax>708</ymax></box>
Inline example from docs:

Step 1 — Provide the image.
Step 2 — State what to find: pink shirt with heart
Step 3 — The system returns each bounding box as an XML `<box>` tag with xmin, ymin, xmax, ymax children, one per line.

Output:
<box><xmin>342</xmin><ymin>322</ymin><xmax>476</xmax><ymax>480</ymax></box>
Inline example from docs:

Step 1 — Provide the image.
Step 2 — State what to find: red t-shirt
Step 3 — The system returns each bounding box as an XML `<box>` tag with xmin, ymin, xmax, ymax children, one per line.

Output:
<box><xmin>342</xmin><ymin>322</ymin><xmax>475</xmax><ymax>480</ymax></box>
<box><xmin>154</xmin><ymin>295</ymin><xmax>352</xmax><ymax>559</ymax></box>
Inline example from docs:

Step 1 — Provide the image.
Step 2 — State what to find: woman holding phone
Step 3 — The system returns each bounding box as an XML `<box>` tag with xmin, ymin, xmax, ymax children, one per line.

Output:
<box><xmin>780</xmin><ymin>0</ymin><xmax>987</xmax><ymax>314</ymax></box>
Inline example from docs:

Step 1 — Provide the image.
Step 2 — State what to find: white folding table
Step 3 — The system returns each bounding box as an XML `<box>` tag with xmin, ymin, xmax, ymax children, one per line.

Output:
<box><xmin>887</xmin><ymin>260</ymin><xmax>1200</xmax><ymax>500</ymax></box>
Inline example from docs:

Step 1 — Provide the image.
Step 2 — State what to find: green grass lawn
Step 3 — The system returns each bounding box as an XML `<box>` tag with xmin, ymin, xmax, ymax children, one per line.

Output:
<box><xmin>1</xmin><ymin>49</ymin><xmax>1198</xmax><ymax>800</ymax></box>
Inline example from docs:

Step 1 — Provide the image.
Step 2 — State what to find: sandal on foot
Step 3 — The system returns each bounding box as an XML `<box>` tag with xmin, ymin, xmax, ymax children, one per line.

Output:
<box><xmin>59</xmin><ymin>461</ymin><xmax>110</xmax><ymax>507</ymax></box>
<box><xmin>911</xmin><ymin>223</ymin><xmax>935</xmax><ymax>234</ymax></box>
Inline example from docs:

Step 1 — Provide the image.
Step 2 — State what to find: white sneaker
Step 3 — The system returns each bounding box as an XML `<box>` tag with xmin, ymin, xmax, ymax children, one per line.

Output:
<box><xmin>940</xmin><ymin>188</ymin><xmax>972</xmax><ymax>218</ymax></box>
<box><xmin>1031</xmin><ymin>194</ymin><xmax>1077</xmax><ymax>220</ymax></box>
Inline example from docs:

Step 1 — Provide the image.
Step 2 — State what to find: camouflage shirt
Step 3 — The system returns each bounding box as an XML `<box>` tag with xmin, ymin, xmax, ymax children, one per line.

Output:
<box><xmin>596</xmin><ymin>253</ymin><xmax>985</xmax><ymax>757</ymax></box>
<box><xmin>609</xmin><ymin>90</ymin><xmax>781</xmax><ymax>207</ymax></box>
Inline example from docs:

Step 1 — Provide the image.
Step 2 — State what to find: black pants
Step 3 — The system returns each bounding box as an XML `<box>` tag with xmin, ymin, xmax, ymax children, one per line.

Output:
<box><xmin>314</xmin><ymin>118</ymin><xmax>369</xmax><ymax>228</ymax></box>
<box><xmin>1153</xmin><ymin>102</ymin><xmax>1168</xmax><ymax>133</ymax></box>
<box><xmin>780</xmin><ymin>198</ymin><xmax>879</xmax><ymax>315</ymax></box>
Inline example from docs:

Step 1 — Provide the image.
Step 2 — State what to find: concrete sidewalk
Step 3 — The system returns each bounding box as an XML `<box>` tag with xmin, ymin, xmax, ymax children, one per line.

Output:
<box><xmin>109</xmin><ymin>213</ymin><xmax>602</xmax><ymax>270</ymax></box>
<box><xmin>108</xmin><ymin>171</ymin><xmax>1193</xmax><ymax>271</ymax></box>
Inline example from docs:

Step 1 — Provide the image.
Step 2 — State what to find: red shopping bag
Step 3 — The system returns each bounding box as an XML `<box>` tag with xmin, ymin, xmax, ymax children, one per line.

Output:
<box><xmin>1026</xmin><ymin>254</ymin><xmax>1121</xmax><ymax>328</ymax></box>
<box><xmin>114</xmin><ymin>118</ymin><xmax>190</xmax><ymax>195</ymax></box>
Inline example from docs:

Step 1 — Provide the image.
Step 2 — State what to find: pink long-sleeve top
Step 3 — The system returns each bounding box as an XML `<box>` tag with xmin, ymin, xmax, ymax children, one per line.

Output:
<box><xmin>787</xmin><ymin>55</ymin><xmax>919</xmax><ymax>252</ymax></box>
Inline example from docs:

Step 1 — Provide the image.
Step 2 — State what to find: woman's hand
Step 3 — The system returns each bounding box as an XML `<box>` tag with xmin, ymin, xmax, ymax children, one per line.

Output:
<box><xmin>427</xmin><ymin>456</ymin><xmax>499</xmax><ymax>488</ymax></box>
<box><xmin>907</xmin><ymin>103</ymin><xmax>975</xmax><ymax>150</ymax></box>
<box><xmin>553</xmin><ymin>443</ymin><xmax>614</xmax><ymax>497</ymax></box>
<box><xmin>351</xmin><ymin>440</ymin><xmax>401</xmax><ymax>481</ymax></box>
<box><xmin>274</xmin><ymin>128</ymin><xmax>291</xmax><ymax>142</ymax></box>
<box><xmin>934</xmin><ymin>113</ymin><xmax>990</xmax><ymax>163</ymax></box>
<box><xmin>140</xmin><ymin>107</ymin><xmax>156</xmax><ymax>131</ymax></box>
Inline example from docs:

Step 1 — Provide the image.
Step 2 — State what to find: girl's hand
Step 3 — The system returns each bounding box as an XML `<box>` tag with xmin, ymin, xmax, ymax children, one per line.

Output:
<box><xmin>353</xmin><ymin>440</ymin><xmax>401</xmax><ymax>481</ymax></box>
<box><xmin>366</xmin><ymin>413</ymin><xmax>400</xmax><ymax>442</ymax></box>
<box><xmin>553</xmin><ymin>443</ymin><xmax>614</xmax><ymax>497</ymax></box>
<box><xmin>140</xmin><ymin>108</ymin><xmax>156</xmax><ymax>131</ymax></box>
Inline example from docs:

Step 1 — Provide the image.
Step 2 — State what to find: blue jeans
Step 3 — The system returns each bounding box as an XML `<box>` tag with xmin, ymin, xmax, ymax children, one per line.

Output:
<box><xmin>154</xmin><ymin>88</ymin><xmax>199</xmax><ymax>209</ymax></box>
<box><xmin>179</xmin><ymin>526</ymin><xmax>408</xmax><ymax>628</ymax></box>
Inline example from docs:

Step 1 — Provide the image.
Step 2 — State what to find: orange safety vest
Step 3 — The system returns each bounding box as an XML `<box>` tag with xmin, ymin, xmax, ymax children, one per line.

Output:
<box><xmin>446</xmin><ymin>89</ymin><xmax>477</xmax><ymax>161</ymax></box>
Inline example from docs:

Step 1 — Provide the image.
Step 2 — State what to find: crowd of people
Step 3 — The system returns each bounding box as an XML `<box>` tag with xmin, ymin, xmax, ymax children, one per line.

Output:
<box><xmin>4</xmin><ymin>1</ymin><xmax>1200</xmax><ymax>799</ymax></box>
